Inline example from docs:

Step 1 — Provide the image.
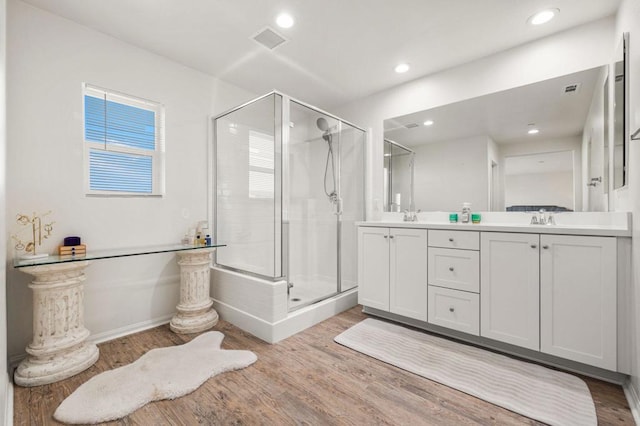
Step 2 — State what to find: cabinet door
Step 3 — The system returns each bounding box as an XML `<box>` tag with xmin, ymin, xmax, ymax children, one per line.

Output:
<box><xmin>480</xmin><ymin>232</ymin><xmax>540</xmax><ymax>350</ymax></box>
<box><xmin>390</xmin><ymin>228</ymin><xmax>428</xmax><ymax>321</ymax></box>
<box><xmin>540</xmin><ymin>235</ymin><xmax>617</xmax><ymax>370</ymax></box>
<box><xmin>357</xmin><ymin>227</ymin><xmax>390</xmax><ymax>310</ymax></box>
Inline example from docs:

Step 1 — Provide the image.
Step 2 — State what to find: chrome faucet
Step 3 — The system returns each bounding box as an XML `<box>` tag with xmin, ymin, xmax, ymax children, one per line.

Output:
<box><xmin>530</xmin><ymin>209</ymin><xmax>555</xmax><ymax>225</ymax></box>
<box><xmin>403</xmin><ymin>209</ymin><xmax>421</xmax><ymax>222</ymax></box>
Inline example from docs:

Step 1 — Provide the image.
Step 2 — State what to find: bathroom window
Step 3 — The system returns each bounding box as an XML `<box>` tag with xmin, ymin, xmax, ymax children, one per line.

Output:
<box><xmin>248</xmin><ymin>130</ymin><xmax>274</xmax><ymax>199</ymax></box>
<box><xmin>83</xmin><ymin>84</ymin><xmax>165</xmax><ymax>196</ymax></box>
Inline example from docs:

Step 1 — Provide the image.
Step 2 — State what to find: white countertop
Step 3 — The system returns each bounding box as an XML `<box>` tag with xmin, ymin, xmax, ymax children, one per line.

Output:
<box><xmin>356</xmin><ymin>212</ymin><xmax>632</xmax><ymax>237</ymax></box>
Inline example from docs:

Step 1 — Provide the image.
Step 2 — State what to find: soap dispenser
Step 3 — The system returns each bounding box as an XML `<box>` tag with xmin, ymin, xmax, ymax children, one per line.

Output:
<box><xmin>461</xmin><ymin>202</ymin><xmax>471</xmax><ymax>223</ymax></box>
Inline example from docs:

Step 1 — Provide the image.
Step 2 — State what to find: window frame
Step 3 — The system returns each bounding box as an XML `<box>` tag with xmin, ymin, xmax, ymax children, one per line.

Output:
<box><xmin>83</xmin><ymin>83</ymin><xmax>165</xmax><ymax>197</ymax></box>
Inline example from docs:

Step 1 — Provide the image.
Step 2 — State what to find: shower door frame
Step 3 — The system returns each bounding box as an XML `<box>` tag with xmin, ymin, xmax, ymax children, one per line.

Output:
<box><xmin>211</xmin><ymin>91</ymin><xmax>366</xmax><ymax>309</ymax></box>
<box><xmin>282</xmin><ymin>93</ymin><xmax>366</xmax><ymax>310</ymax></box>
<box><xmin>211</xmin><ymin>92</ymin><xmax>283</xmax><ymax>281</ymax></box>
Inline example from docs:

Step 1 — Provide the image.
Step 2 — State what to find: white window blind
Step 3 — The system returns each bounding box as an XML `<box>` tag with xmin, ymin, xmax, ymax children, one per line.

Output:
<box><xmin>248</xmin><ymin>130</ymin><xmax>274</xmax><ymax>199</ymax></box>
<box><xmin>84</xmin><ymin>84</ymin><xmax>165</xmax><ymax>196</ymax></box>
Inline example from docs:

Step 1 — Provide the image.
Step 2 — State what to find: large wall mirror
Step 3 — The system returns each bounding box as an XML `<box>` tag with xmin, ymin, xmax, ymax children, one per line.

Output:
<box><xmin>383</xmin><ymin>65</ymin><xmax>613</xmax><ymax>213</ymax></box>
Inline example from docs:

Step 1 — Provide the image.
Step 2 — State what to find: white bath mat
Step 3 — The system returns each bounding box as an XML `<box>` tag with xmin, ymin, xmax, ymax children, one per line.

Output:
<box><xmin>335</xmin><ymin>318</ymin><xmax>597</xmax><ymax>426</ymax></box>
<box><xmin>54</xmin><ymin>332</ymin><xmax>257</xmax><ymax>424</ymax></box>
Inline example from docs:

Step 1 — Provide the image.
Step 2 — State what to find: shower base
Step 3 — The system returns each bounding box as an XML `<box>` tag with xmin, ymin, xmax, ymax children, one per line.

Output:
<box><xmin>211</xmin><ymin>266</ymin><xmax>357</xmax><ymax>343</ymax></box>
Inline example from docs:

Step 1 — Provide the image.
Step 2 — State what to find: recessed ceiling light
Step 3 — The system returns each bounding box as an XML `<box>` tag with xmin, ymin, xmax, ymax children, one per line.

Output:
<box><xmin>528</xmin><ymin>128</ymin><xmax>540</xmax><ymax>135</ymax></box>
<box><xmin>276</xmin><ymin>13</ymin><xmax>294</xmax><ymax>29</ymax></box>
<box><xmin>395</xmin><ymin>63</ymin><xmax>410</xmax><ymax>74</ymax></box>
<box><xmin>528</xmin><ymin>8</ymin><xmax>559</xmax><ymax>26</ymax></box>
<box><xmin>423</xmin><ymin>120</ymin><xmax>434</xmax><ymax>126</ymax></box>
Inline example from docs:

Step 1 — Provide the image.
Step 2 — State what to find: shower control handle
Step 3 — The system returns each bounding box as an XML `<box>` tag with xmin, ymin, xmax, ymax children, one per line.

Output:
<box><xmin>334</xmin><ymin>197</ymin><xmax>343</xmax><ymax>216</ymax></box>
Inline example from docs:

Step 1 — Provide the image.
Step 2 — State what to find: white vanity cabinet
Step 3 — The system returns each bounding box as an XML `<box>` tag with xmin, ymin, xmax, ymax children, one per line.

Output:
<box><xmin>540</xmin><ymin>235</ymin><xmax>617</xmax><ymax>371</ymax></box>
<box><xmin>357</xmin><ymin>227</ymin><xmax>427</xmax><ymax>320</ymax></box>
<box><xmin>357</xmin><ymin>217</ymin><xmax>629</xmax><ymax>374</ymax></box>
<box><xmin>480</xmin><ymin>232</ymin><xmax>617</xmax><ymax>369</ymax></box>
<box><xmin>427</xmin><ymin>230</ymin><xmax>480</xmax><ymax>335</ymax></box>
<box><xmin>480</xmin><ymin>232</ymin><xmax>540</xmax><ymax>351</ymax></box>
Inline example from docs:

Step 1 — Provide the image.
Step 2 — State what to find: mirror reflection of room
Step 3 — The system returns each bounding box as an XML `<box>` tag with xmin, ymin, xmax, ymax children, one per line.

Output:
<box><xmin>383</xmin><ymin>140</ymin><xmax>414</xmax><ymax>212</ymax></box>
<box><xmin>384</xmin><ymin>66</ymin><xmax>618</xmax><ymax>212</ymax></box>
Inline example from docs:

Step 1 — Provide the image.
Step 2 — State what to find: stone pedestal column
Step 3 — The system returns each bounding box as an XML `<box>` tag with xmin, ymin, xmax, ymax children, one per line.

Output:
<box><xmin>170</xmin><ymin>248</ymin><xmax>219</xmax><ymax>334</ymax></box>
<box><xmin>14</xmin><ymin>261</ymin><xmax>99</xmax><ymax>387</ymax></box>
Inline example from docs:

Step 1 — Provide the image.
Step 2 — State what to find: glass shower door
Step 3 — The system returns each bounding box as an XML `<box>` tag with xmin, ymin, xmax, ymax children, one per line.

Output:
<box><xmin>286</xmin><ymin>100</ymin><xmax>339</xmax><ymax>310</ymax></box>
<box><xmin>215</xmin><ymin>94</ymin><xmax>282</xmax><ymax>278</ymax></box>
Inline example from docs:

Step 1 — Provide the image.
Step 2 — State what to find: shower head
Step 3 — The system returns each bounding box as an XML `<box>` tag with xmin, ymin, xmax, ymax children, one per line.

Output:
<box><xmin>316</xmin><ymin>117</ymin><xmax>330</xmax><ymax>133</ymax></box>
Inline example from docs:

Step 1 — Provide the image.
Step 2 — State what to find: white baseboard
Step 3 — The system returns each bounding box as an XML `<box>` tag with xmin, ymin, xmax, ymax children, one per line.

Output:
<box><xmin>8</xmin><ymin>314</ymin><xmax>174</xmax><ymax>369</ymax></box>
<box><xmin>88</xmin><ymin>314</ymin><xmax>173</xmax><ymax>345</ymax></box>
<box><xmin>5</xmin><ymin>378</ymin><xmax>12</xmax><ymax>426</ymax></box>
<box><xmin>623</xmin><ymin>379</ymin><xmax>640</xmax><ymax>425</ymax></box>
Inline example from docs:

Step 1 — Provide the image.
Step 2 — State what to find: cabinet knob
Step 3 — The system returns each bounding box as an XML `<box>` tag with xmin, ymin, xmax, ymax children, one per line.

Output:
<box><xmin>383</xmin><ymin>235</ymin><xmax>388</xmax><ymax>239</ymax></box>
<box><xmin>449</xmin><ymin>307</ymin><xmax>455</xmax><ymax>312</ymax></box>
<box><xmin>448</xmin><ymin>238</ymin><xmax>454</xmax><ymax>242</ymax></box>
<box><xmin>531</xmin><ymin>244</ymin><xmax>537</xmax><ymax>249</ymax></box>
<box><xmin>542</xmin><ymin>245</ymin><xmax>549</xmax><ymax>249</ymax></box>
<box><xmin>448</xmin><ymin>267</ymin><xmax>454</xmax><ymax>272</ymax></box>
<box><xmin>389</xmin><ymin>235</ymin><xmax>394</xmax><ymax>239</ymax></box>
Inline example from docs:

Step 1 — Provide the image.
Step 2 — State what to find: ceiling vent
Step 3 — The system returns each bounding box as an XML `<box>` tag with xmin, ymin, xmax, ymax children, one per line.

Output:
<box><xmin>253</xmin><ymin>27</ymin><xmax>287</xmax><ymax>50</ymax></box>
<box><xmin>562</xmin><ymin>83</ymin><xmax>581</xmax><ymax>95</ymax></box>
<box><xmin>404</xmin><ymin>123</ymin><xmax>420</xmax><ymax>129</ymax></box>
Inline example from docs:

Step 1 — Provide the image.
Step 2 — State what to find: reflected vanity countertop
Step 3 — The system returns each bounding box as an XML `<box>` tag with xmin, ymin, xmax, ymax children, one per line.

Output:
<box><xmin>356</xmin><ymin>212</ymin><xmax>632</xmax><ymax>237</ymax></box>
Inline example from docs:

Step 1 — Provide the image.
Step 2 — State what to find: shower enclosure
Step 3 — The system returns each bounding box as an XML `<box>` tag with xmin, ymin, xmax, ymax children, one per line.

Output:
<box><xmin>213</xmin><ymin>92</ymin><xmax>365</xmax><ymax>312</ymax></box>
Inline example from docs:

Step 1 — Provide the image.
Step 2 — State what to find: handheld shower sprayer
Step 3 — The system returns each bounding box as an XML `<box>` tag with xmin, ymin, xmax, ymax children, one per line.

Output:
<box><xmin>317</xmin><ymin>117</ymin><xmax>339</xmax><ymax>207</ymax></box>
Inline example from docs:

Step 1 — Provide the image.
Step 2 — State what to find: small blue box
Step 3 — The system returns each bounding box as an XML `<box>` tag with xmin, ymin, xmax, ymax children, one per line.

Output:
<box><xmin>64</xmin><ymin>236</ymin><xmax>81</xmax><ymax>246</ymax></box>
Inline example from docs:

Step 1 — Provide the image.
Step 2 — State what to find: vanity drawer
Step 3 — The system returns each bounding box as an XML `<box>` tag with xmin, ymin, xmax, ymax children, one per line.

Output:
<box><xmin>428</xmin><ymin>248</ymin><xmax>479</xmax><ymax>293</ymax></box>
<box><xmin>428</xmin><ymin>286</ymin><xmax>479</xmax><ymax>335</ymax></box>
<box><xmin>429</xmin><ymin>230</ymin><xmax>479</xmax><ymax>250</ymax></box>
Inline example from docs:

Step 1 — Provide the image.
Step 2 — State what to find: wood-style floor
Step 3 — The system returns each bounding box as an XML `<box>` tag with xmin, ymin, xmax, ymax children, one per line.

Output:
<box><xmin>14</xmin><ymin>306</ymin><xmax>634</xmax><ymax>425</ymax></box>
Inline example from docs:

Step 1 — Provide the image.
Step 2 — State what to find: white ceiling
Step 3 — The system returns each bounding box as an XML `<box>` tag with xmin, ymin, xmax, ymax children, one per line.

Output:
<box><xmin>20</xmin><ymin>0</ymin><xmax>620</xmax><ymax>109</ymax></box>
<box><xmin>383</xmin><ymin>66</ymin><xmax>603</xmax><ymax>147</ymax></box>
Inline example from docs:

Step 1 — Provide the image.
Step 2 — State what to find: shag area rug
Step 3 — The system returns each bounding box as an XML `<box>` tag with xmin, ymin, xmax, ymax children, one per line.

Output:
<box><xmin>54</xmin><ymin>331</ymin><xmax>257</xmax><ymax>424</ymax></box>
<box><xmin>335</xmin><ymin>318</ymin><xmax>597</xmax><ymax>426</ymax></box>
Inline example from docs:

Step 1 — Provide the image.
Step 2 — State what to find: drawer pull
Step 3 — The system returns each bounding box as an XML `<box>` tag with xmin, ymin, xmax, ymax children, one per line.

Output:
<box><xmin>448</xmin><ymin>238</ymin><xmax>454</xmax><ymax>242</ymax></box>
<box><xmin>542</xmin><ymin>245</ymin><xmax>549</xmax><ymax>249</ymax></box>
<box><xmin>449</xmin><ymin>307</ymin><xmax>455</xmax><ymax>312</ymax></box>
<box><xmin>448</xmin><ymin>267</ymin><xmax>454</xmax><ymax>272</ymax></box>
<box><xmin>531</xmin><ymin>244</ymin><xmax>537</xmax><ymax>249</ymax></box>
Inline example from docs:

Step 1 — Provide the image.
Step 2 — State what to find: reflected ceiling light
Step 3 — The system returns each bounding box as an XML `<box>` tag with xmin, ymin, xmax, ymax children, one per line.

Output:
<box><xmin>528</xmin><ymin>8</ymin><xmax>559</xmax><ymax>26</ymax></box>
<box><xmin>423</xmin><ymin>120</ymin><xmax>434</xmax><ymax>126</ymax></box>
<box><xmin>395</xmin><ymin>63</ymin><xmax>410</xmax><ymax>73</ymax></box>
<box><xmin>528</xmin><ymin>128</ymin><xmax>540</xmax><ymax>135</ymax></box>
<box><xmin>276</xmin><ymin>13</ymin><xmax>294</xmax><ymax>28</ymax></box>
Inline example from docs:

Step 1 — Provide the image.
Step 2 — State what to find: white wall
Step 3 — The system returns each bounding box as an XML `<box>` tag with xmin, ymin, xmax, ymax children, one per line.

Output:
<box><xmin>500</xmin><ymin>137</ymin><xmax>582</xmax><ymax>211</ymax></box>
<box><xmin>505</xmin><ymin>171</ymin><xmax>573</xmax><ymax>209</ymax></box>
<box><xmin>615</xmin><ymin>0</ymin><xmax>640</xmax><ymax>418</ymax></box>
<box><xmin>0</xmin><ymin>0</ymin><xmax>9</xmax><ymax>421</ymax></box>
<box><xmin>581</xmin><ymin>66</ymin><xmax>609</xmax><ymax>211</ymax></box>
<box><xmin>6</xmin><ymin>0</ymin><xmax>254</xmax><ymax>360</ymax></box>
<box><xmin>413</xmin><ymin>136</ymin><xmax>489</xmax><ymax>212</ymax></box>
<box><xmin>334</xmin><ymin>17</ymin><xmax>615</xmax><ymax>220</ymax></box>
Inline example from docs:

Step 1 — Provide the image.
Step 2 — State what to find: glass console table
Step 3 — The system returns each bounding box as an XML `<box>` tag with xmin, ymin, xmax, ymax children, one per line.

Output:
<box><xmin>13</xmin><ymin>243</ymin><xmax>225</xmax><ymax>387</ymax></box>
